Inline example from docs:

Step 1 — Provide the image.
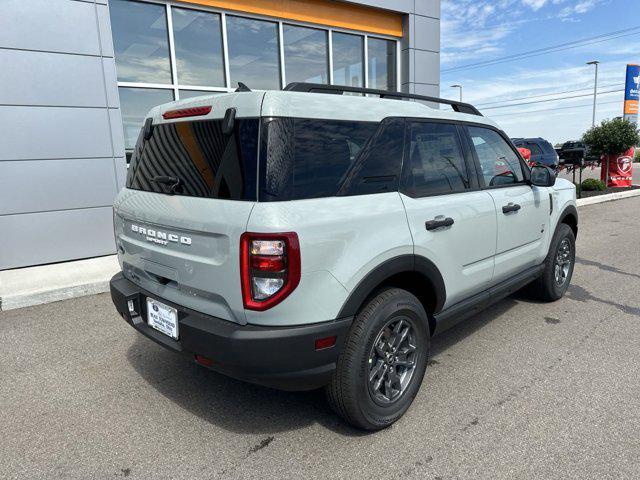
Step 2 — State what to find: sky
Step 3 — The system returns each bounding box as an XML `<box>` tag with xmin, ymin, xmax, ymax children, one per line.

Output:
<box><xmin>440</xmin><ymin>0</ymin><xmax>640</xmax><ymax>145</ymax></box>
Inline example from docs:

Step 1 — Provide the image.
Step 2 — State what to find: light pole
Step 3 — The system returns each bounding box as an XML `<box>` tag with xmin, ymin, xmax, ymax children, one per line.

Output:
<box><xmin>450</xmin><ymin>84</ymin><xmax>463</xmax><ymax>102</ymax></box>
<box><xmin>586</xmin><ymin>60</ymin><xmax>599</xmax><ymax>127</ymax></box>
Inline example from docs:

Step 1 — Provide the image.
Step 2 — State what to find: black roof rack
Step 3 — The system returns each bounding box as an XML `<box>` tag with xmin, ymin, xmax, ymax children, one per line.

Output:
<box><xmin>283</xmin><ymin>82</ymin><xmax>482</xmax><ymax>116</ymax></box>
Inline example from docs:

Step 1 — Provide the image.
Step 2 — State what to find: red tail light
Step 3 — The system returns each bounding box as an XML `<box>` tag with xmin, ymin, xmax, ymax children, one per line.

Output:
<box><xmin>240</xmin><ymin>232</ymin><xmax>301</xmax><ymax>311</ymax></box>
<box><xmin>162</xmin><ymin>106</ymin><xmax>211</xmax><ymax>119</ymax></box>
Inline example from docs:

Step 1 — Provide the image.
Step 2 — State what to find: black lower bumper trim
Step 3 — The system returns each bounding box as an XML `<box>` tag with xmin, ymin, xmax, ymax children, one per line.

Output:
<box><xmin>110</xmin><ymin>272</ymin><xmax>352</xmax><ymax>391</ymax></box>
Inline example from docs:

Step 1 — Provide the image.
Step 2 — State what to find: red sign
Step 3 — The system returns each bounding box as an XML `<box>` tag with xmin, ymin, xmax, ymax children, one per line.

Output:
<box><xmin>601</xmin><ymin>147</ymin><xmax>634</xmax><ymax>187</ymax></box>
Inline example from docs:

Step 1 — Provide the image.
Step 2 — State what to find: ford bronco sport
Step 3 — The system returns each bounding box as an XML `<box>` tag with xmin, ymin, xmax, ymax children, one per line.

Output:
<box><xmin>110</xmin><ymin>83</ymin><xmax>578</xmax><ymax>430</ymax></box>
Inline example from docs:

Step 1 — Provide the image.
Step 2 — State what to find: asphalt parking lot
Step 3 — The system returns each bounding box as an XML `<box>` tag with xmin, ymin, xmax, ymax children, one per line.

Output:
<box><xmin>2</xmin><ymin>197</ymin><xmax>640</xmax><ymax>480</ymax></box>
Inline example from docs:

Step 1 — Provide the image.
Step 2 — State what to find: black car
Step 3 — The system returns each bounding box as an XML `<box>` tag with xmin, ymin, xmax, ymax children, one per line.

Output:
<box><xmin>556</xmin><ymin>140</ymin><xmax>599</xmax><ymax>166</ymax></box>
<box><xmin>511</xmin><ymin>137</ymin><xmax>559</xmax><ymax>167</ymax></box>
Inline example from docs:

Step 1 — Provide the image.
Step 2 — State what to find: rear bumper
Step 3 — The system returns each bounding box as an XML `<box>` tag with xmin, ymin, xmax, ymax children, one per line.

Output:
<box><xmin>110</xmin><ymin>272</ymin><xmax>352</xmax><ymax>390</ymax></box>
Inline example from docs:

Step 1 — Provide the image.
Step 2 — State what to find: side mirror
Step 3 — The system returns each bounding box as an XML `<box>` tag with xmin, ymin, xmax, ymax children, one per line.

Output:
<box><xmin>222</xmin><ymin>107</ymin><xmax>236</xmax><ymax>135</ymax></box>
<box><xmin>530</xmin><ymin>165</ymin><xmax>556</xmax><ymax>187</ymax></box>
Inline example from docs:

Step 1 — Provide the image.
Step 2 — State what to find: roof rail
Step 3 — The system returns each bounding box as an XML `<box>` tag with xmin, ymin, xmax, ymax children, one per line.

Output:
<box><xmin>283</xmin><ymin>82</ymin><xmax>482</xmax><ymax>116</ymax></box>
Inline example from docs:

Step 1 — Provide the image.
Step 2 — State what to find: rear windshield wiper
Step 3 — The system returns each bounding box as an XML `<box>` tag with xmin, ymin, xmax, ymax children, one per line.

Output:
<box><xmin>152</xmin><ymin>175</ymin><xmax>182</xmax><ymax>194</ymax></box>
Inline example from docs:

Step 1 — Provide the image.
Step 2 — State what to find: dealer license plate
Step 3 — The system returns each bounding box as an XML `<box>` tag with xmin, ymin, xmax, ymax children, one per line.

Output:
<box><xmin>146</xmin><ymin>298</ymin><xmax>179</xmax><ymax>340</ymax></box>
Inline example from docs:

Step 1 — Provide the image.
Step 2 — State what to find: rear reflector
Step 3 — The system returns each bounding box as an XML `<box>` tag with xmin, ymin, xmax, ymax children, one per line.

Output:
<box><xmin>195</xmin><ymin>354</ymin><xmax>214</xmax><ymax>367</ymax></box>
<box><xmin>315</xmin><ymin>336</ymin><xmax>337</xmax><ymax>351</ymax></box>
<box><xmin>250</xmin><ymin>255</ymin><xmax>285</xmax><ymax>271</ymax></box>
<box><xmin>162</xmin><ymin>106</ymin><xmax>212</xmax><ymax>120</ymax></box>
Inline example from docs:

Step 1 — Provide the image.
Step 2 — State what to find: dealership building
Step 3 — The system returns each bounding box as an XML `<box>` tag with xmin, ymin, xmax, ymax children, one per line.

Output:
<box><xmin>0</xmin><ymin>0</ymin><xmax>441</xmax><ymax>270</ymax></box>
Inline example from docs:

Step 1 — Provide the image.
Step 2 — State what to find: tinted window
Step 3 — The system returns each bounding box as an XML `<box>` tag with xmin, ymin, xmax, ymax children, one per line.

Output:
<box><xmin>227</xmin><ymin>16</ymin><xmax>280</xmax><ymax>90</ymax></box>
<box><xmin>541</xmin><ymin>141</ymin><xmax>557</xmax><ymax>155</ymax></box>
<box><xmin>332</xmin><ymin>32</ymin><xmax>364</xmax><ymax>87</ymax></box>
<box><xmin>261</xmin><ymin>118</ymin><xmax>378</xmax><ymax>201</ymax></box>
<box><xmin>401</xmin><ymin>122</ymin><xmax>469</xmax><ymax>197</ymax></box>
<box><xmin>127</xmin><ymin>119</ymin><xmax>258</xmax><ymax>200</ymax></box>
<box><xmin>468</xmin><ymin>127</ymin><xmax>524</xmax><ymax>187</ymax></box>
<box><xmin>283</xmin><ymin>25</ymin><xmax>328</xmax><ymax>84</ymax></box>
<box><xmin>367</xmin><ymin>38</ymin><xmax>397</xmax><ymax>91</ymax></box>
<box><xmin>526</xmin><ymin>142</ymin><xmax>543</xmax><ymax>156</ymax></box>
<box><xmin>339</xmin><ymin>118</ymin><xmax>405</xmax><ymax>196</ymax></box>
<box><xmin>110</xmin><ymin>0</ymin><xmax>171</xmax><ymax>83</ymax></box>
<box><xmin>171</xmin><ymin>8</ymin><xmax>225</xmax><ymax>87</ymax></box>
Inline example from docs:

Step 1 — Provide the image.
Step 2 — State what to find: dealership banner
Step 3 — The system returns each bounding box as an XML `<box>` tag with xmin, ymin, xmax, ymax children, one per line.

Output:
<box><xmin>623</xmin><ymin>64</ymin><xmax>639</xmax><ymax>124</ymax></box>
<box><xmin>601</xmin><ymin>148</ymin><xmax>634</xmax><ymax>187</ymax></box>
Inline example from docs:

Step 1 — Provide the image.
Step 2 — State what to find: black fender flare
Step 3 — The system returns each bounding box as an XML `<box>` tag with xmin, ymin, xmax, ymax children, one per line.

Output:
<box><xmin>337</xmin><ymin>254</ymin><xmax>446</xmax><ymax>318</ymax></box>
<box><xmin>557</xmin><ymin>204</ymin><xmax>578</xmax><ymax>238</ymax></box>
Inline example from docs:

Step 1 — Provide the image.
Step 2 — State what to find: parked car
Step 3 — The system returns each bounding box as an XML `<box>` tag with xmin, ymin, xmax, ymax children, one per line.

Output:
<box><xmin>110</xmin><ymin>83</ymin><xmax>578</xmax><ymax>430</ymax></box>
<box><xmin>511</xmin><ymin>137</ymin><xmax>559</xmax><ymax>167</ymax></box>
<box><xmin>557</xmin><ymin>140</ymin><xmax>599</xmax><ymax>165</ymax></box>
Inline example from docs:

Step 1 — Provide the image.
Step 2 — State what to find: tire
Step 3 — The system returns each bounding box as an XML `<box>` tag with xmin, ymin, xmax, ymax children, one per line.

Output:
<box><xmin>325</xmin><ymin>288</ymin><xmax>429</xmax><ymax>430</ymax></box>
<box><xmin>534</xmin><ymin>223</ymin><xmax>576</xmax><ymax>301</ymax></box>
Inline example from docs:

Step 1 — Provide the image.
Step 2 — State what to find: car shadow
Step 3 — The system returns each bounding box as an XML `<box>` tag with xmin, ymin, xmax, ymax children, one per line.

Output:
<box><xmin>126</xmin><ymin>336</ymin><xmax>365</xmax><ymax>437</ymax></box>
<box><xmin>126</xmin><ymin>295</ymin><xmax>523</xmax><ymax>436</ymax></box>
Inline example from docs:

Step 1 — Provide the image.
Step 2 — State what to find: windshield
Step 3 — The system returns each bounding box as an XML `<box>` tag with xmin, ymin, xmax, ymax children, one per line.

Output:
<box><xmin>126</xmin><ymin>118</ymin><xmax>259</xmax><ymax>200</ymax></box>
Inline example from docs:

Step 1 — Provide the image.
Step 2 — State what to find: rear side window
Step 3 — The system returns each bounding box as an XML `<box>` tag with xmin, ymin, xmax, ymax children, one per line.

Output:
<box><xmin>127</xmin><ymin>118</ymin><xmax>259</xmax><ymax>200</ymax></box>
<box><xmin>260</xmin><ymin>118</ymin><xmax>379</xmax><ymax>201</ymax></box>
<box><xmin>400</xmin><ymin>122</ymin><xmax>470</xmax><ymax>197</ymax></box>
<box><xmin>526</xmin><ymin>142</ymin><xmax>543</xmax><ymax>156</ymax></box>
<box><xmin>338</xmin><ymin>118</ymin><xmax>405</xmax><ymax>196</ymax></box>
<box><xmin>541</xmin><ymin>141</ymin><xmax>557</xmax><ymax>155</ymax></box>
<box><xmin>467</xmin><ymin>126</ymin><xmax>524</xmax><ymax>187</ymax></box>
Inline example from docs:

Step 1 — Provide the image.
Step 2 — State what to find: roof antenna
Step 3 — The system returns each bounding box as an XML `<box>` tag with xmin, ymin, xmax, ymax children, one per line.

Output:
<box><xmin>235</xmin><ymin>82</ymin><xmax>251</xmax><ymax>92</ymax></box>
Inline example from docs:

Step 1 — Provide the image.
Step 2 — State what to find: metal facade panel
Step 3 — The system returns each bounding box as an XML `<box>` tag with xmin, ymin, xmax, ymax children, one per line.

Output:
<box><xmin>0</xmin><ymin>49</ymin><xmax>107</xmax><ymax>107</ymax></box>
<box><xmin>0</xmin><ymin>0</ymin><xmax>101</xmax><ymax>55</ymax></box>
<box><xmin>0</xmin><ymin>159</ymin><xmax>118</xmax><ymax>216</ymax></box>
<box><xmin>0</xmin><ymin>106</ymin><xmax>113</xmax><ymax>160</ymax></box>
<box><xmin>0</xmin><ymin>207</ymin><xmax>116</xmax><ymax>270</ymax></box>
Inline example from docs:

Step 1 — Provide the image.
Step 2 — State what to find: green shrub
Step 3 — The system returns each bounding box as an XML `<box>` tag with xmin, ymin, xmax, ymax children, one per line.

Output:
<box><xmin>635</xmin><ymin>149</ymin><xmax>640</xmax><ymax>162</ymax></box>
<box><xmin>581</xmin><ymin>178</ymin><xmax>606</xmax><ymax>191</ymax></box>
<box><xmin>582</xmin><ymin>118</ymin><xmax>640</xmax><ymax>155</ymax></box>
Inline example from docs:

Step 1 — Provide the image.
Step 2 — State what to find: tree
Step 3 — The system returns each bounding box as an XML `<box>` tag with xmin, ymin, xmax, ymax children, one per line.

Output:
<box><xmin>581</xmin><ymin>118</ymin><xmax>640</xmax><ymax>155</ymax></box>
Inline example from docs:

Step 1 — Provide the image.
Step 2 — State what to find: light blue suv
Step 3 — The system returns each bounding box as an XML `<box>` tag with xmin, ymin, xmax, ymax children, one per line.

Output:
<box><xmin>110</xmin><ymin>83</ymin><xmax>578</xmax><ymax>430</ymax></box>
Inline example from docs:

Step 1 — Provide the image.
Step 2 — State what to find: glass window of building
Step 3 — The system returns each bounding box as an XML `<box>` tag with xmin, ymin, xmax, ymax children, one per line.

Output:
<box><xmin>367</xmin><ymin>37</ymin><xmax>396</xmax><ymax>91</ymax></box>
<box><xmin>226</xmin><ymin>16</ymin><xmax>280</xmax><ymax>90</ymax></box>
<box><xmin>119</xmin><ymin>87</ymin><xmax>174</xmax><ymax>150</ymax></box>
<box><xmin>110</xmin><ymin>0</ymin><xmax>172</xmax><ymax>84</ymax></box>
<box><xmin>178</xmin><ymin>90</ymin><xmax>222</xmax><ymax>100</ymax></box>
<box><xmin>283</xmin><ymin>25</ymin><xmax>328</xmax><ymax>84</ymax></box>
<box><xmin>332</xmin><ymin>32</ymin><xmax>364</xmax><ymax>87</ymax></box>
<box><xmin>171</xmin><ymin>8</ymin><xmax>225</xmax><ymax>87</ymax></box>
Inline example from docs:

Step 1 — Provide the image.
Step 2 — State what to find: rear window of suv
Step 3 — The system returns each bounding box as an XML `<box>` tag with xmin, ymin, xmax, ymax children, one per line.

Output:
<box><xmin>126</xmin><ymin>118</ymin><xmax>259</xmax><ymax>200</ymax></box>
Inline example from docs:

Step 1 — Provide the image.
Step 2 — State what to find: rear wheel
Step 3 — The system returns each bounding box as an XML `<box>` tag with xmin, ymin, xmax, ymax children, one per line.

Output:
<box><xmin>326</xmin><ymin>288</ymin><xmax>429</xmax><ymax>430</ymax></box>
<box><xmin>534</xmin><ymin>223</ymin><xmax>575</xmax><ymax>301</ymax></box>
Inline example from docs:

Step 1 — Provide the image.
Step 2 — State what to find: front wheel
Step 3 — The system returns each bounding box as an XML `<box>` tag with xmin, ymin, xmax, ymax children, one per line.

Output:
<box><xmin>535</xmin><ymin>223</ymin><xmax>576</xmax><ymax>301</ymax></box>
<box><xmin>325</xmin><ymin>288</ymin><xmax>429</xmax><ymax>430</ymax></box>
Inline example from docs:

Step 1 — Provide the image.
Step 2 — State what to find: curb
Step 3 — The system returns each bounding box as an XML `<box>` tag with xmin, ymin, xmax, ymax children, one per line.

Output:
<box><xmin>0</xmin><ymin>255</ymin><xmax>119</xmax><ymax>311</ymax></box>
<box><xmin>577</xmin><ymin>187</ymin><xmax>640</xmax><ymax>207</ymax></box>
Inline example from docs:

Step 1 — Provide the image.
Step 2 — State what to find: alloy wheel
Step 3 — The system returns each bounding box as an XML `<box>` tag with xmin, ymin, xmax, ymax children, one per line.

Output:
<box><xmin>367</xmin><ymin>317</ymin><xmax>418</xmax><ymax>405</ymax></box>
<box><xmin>554</xmin><ymin>237</ymin><xmax>572</xmax><ymax>286</ymax></box>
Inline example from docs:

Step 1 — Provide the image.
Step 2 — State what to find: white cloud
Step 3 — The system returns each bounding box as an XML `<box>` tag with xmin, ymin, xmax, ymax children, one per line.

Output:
<box><xmin>558</xmin><ymin>0</ymin><xmax>603</xmax><ymax>20</ymax></box>
<box><xmin>440</xmin><ymin>59</ymin><xmax>632</xmax><ymax>143</ymax></box>
<box><xmin>522</xmin><ymin>0</ymin><xmax>549</xmax><ymax>11</ymax></box>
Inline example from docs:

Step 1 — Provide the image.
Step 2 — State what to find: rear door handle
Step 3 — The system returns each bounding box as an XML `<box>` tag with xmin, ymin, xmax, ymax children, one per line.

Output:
<box><xmin>502</xmin><ymin>203</ymin><xmax>521</xmax><ymax>214</ymax></box>
<box><xmin>425</xmin><ymin>217</ymin><xmax>454</xmax><ymax>230</ymax></box>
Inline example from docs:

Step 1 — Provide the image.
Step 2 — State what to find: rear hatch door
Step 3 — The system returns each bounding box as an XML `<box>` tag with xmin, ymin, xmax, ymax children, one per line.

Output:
<box><xmin>113</xmin><ymin>93</ymin><xmax>264</xmax><ymax>324</ymax></box>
